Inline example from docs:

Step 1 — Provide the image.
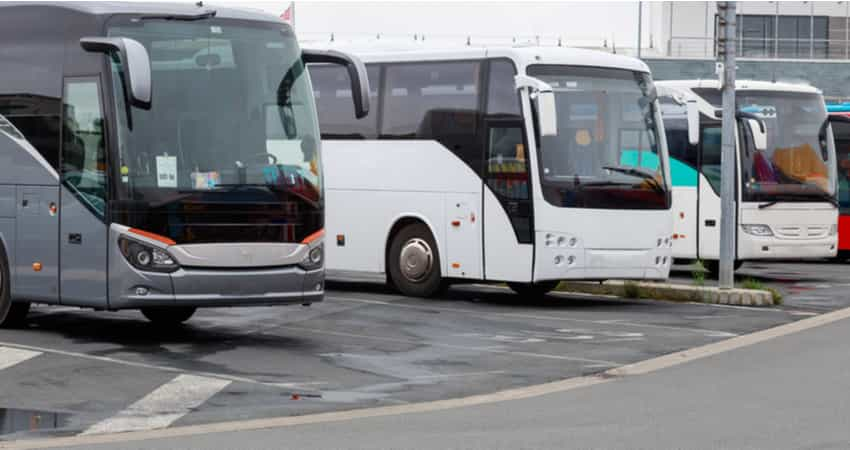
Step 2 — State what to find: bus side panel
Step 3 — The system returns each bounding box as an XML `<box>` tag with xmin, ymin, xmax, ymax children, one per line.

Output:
<box><xmin>483</xmin><ymin>187</ymin><xmax>532</xmax><ymax>282</ymax></box>
<box><xmin>443</xmin><ymin>193</ymin><xmax>482</xmax><ymax>279</ymax></box>
<box><xmin>14</xmin><ymin>185</ymin><xmax>59</xmax><ymax>303</ymax></box>
<box><xmin>671</xmin><ymin>187</ymin><xmax>698</xmax><ymax>259</ymax></box>
<box><xmin>697</xmin><ymin>174</ymin><xmax>722</xmax><ymax>260</ymax></box>
<box><xmin>58</xmin><ymin>186</ymin><xmax>107</xmax><ymax>307</ymax></box>
<box><xmin>326</xmin><ymin>189</ymin><xmax>445</xmax><ymax>275</ymax></box>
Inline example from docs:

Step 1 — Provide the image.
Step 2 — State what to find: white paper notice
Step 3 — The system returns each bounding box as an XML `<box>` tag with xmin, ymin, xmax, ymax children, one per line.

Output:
<box><xmin>156</xmin><ymin>155</ymin><xmax>178</xmax><ymax>188</ymax></box>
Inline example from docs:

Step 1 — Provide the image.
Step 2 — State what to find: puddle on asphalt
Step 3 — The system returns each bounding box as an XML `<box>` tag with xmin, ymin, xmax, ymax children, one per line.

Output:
<box><xmin>0</xmin><ymin>408</ymin><xmax>70</xmax><ymax>435</ymax></box>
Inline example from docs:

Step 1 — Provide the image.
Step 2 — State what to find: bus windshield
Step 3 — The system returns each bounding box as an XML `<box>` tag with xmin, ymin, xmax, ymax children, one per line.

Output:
<box><xmin>737</xmin><ymin>91</ymin><xmax>836</xmax><ymax>203</ymax></box>
<box><xmin>107</xmin><ymin>18</ymin><xmax>321</xmax><ymax>244</ymax></box>
<box><xmin>527</xmin><ymin>65</ymin><xmax>669</xmax><ymax>210</ymax></box>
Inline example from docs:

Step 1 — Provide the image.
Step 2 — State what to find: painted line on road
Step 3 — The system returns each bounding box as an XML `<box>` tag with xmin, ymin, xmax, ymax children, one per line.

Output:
<box><xmin>6</xmin><ymin>303</ymin><xmax>850</xmax><ymax>449</ymax></box>
<box><xmin>328</xmin><ymin>294</ymin><xmax>739</xmax><ymax>337</ymax></box>
<box><xmin>0</xmin><ymin>341</ymin><xmax>321</xmax><ymax>391</ymax></box>
<box><xmin>283</xmin><ymin>324</ymin><xmax>620</xmax><ymax>366</ymax></box>
<box><xmin>0</xmin><ymin>346</ymin><xmax>41</xmax><ymax>371</ymax></box>
<box><xmin>82</xmin><ymin>374</ymin><xmax>231</xmax><ymax>436</ymax></box>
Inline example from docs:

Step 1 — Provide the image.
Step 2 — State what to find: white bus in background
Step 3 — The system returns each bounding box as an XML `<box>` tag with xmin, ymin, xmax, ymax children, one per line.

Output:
<box><xmin>309</xmin><ymin>46</ymin><xmax>673</xmax><ymax>298</ymax></box>
<box><xmin>657</xmin><ymin>80</ymin><xmax>839</xmax><ymax>273</ymax></box>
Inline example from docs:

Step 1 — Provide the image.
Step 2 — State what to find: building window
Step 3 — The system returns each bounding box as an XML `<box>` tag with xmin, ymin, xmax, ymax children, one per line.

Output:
<box><xmin>717</xmin><ymin>14</ymin><xmax>829</xmax><ymax>59</ymax></box>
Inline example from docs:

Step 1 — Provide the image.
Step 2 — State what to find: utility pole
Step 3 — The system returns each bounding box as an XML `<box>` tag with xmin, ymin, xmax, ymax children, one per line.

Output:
<box><xmin>716</xmin><ymin>2</ymin><xmax>736</xmax><ymax>288</ymax></box>
<box><xmin>637</xmin><ymin>1</ymin><xmax>643</xmax><ymax>58</ymax></box>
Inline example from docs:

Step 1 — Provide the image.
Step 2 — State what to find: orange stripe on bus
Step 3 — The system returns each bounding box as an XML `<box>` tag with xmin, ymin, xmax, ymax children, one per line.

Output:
<box><xmin>128</xmin><ymin>228</ymin><xmax>177</xmax><ymax>246</ymax></box>
<box><xmin>301</xmin><ymin>228</ymin><xmax>325</xmax><ymax>245</ymax></box>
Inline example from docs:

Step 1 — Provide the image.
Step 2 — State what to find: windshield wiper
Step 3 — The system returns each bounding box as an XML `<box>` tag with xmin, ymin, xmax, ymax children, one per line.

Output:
<box><xmin>140</xmin><ymin>10</ymin><xmax>217</xmax><ymax>21</ymax></box>
<box><xmin>601</xmin><ymin>166</ymin><xmax>665</xmax><ymax>193</ymax></box>
<box><xmin>758</xmin><ymin>193</ymin><xmax>838</xmax><ymax>208</ymax></box>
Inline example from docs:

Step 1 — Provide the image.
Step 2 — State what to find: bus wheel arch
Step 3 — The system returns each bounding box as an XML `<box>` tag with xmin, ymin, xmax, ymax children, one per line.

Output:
<box><xmin>385</xmin><ymin>218</ymin><xmax>444</xmax><ymax>298</ymax></box>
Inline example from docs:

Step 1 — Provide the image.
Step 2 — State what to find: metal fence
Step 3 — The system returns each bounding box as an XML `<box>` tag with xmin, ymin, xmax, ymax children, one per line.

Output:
<box><xmin>667</xmin><ymin>36</ymin><xmax>850</xmax><ymax>60</ymax></box>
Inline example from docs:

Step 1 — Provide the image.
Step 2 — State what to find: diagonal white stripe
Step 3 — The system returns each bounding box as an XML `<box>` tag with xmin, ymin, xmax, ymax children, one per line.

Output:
<box><xmin>0</xmin><ymin>346</ymin><xmax>41</xmax><ymax>371</ymax></box>
<box><xmin>82</xmin><ymin>374</ymin><xmax>231</xmax><ymax>436</ymax></box>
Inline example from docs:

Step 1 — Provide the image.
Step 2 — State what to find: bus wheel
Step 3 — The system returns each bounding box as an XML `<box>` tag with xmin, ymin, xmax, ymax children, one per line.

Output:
<box><xmin>388</xmin><ymin>223</ymin><xmax>443</xmax><ymax>298</ymax></box>
<box><xmin>508</xmin><ymin>281</ymin><xmax>560</xmax><ymax>298</ymax></box>
<box><xmin>141</xmin><ymin>307</ymin><xmax>196</xmax><ymax>326</ymax></box>
<box><xmin>0</xmin><ymin>248</ymin><xmax>29</xmax><ymax>328</ymax></box>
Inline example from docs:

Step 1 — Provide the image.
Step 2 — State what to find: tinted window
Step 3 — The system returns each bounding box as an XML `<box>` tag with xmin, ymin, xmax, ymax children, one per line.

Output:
<box><xmin>484</xmin><ymin>60</ymin><xmax>531</xmax><ymax>243</ymax></box>
<box><xmin>660</xmin><ymin>95</ymin><xmax>699</xmax><ymax>188</ymax></box>
<box><xmin>63</xmin><ymin>79</ymin><xmax>107</xmax><ymax>217</ymax></box>
<box><xmin>834</xmin><ymin>121</ymin><xmax>850</xmax><ymax>214</ymax></box>
<box><xmin>701</xmin><ymin>126</ymin><xmax>722</xmax><ymax>194</ymax></box>
<box><xmin>0</xmin><ymin>6</ymin><xmax>64</xmax><ymax>171</ymax></box>
<box><xmin>381</xmin><ymin>61</ymin><xmax>483</xmax><ymax>173</ymax></box>
<box><xmin>310</xmin><ymin>64</ymin><xmax>380</xmax><ymax>139</ymax></box>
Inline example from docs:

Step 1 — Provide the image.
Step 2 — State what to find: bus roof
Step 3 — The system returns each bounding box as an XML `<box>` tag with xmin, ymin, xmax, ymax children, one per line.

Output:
<box><xmin>0</xmin><ymin>1</ymin><xmax>281</xmax><ymax>24</ymax></box>
<box><xmin>656</xmin><ymin>79</ymin><xmax>822</xmax><ymax>95</ymax></box>
<box><xmin>308</xmin><ymin>43</ymin><xmax>651</xmax><ymax>74</ymax></box>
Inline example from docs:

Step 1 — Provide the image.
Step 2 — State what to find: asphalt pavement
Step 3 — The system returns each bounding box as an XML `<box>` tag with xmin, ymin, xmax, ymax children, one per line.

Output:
<box><xmin>0</xmin><ymin>261</ymin><xmax>848</xmax><ymax>447</ymax></box>
<box><xmin>66</xmin><ymin>301</ymin><xmax>850</xmax><ymax>450</ymax></box>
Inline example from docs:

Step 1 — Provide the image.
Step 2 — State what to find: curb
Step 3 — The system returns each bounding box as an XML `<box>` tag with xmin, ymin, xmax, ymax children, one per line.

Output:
<box><xmin>558</xmin><ymin>280</ymin><xmax>776</xmax><ymax>306</ymax></box>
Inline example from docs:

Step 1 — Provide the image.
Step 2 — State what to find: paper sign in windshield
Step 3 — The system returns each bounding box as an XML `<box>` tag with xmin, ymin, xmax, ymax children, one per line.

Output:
<box><xmin>156</xmin><ymin>155</ymin><xmax>178</xmax><ymax>188</ymax></box>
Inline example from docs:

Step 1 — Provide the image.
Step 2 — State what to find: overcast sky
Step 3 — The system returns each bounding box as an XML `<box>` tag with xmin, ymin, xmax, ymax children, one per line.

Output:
<box><xmin>210</xmin><ymin>1</ymin><xmax>658</xmax><ymax>50</ymax></box>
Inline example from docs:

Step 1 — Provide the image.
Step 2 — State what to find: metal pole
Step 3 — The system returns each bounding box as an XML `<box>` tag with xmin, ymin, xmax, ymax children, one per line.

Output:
<box><xmin>774</xmin><ymin>2</ymin><xmax>779</xmax><ymax>58</ymax></box>
<box><xmin>637</xmin><ymin>1</ymin><xmax>642</xmax><ymax>58</ymax></box>
<box><xmin>705</xmin><ymin>2</ymin><xmax>710</xmax><ymax>57</ymax></box>
<box><xmin>668</xmin><ymin>2</ymin><xmax>674</xmax><ymax>56</ymax></box>
<box><xmin>810</xmin><ymin>2</ymin><xmax>814</xmax><ymax>59</ymax></box>
<box><xmin>718</xmin><ymin>1</ymin><xmax>737</xmax><ymax>289</ymax></box>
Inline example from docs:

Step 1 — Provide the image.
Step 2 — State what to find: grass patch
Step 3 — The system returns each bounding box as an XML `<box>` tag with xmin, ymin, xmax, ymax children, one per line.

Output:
<box><xmin>691</xmin><ymin>260</ymin><xmax>706</xmax><ymax>286</ymax></box>
<box><xmin>623</xmin><ymin>281</ymin><xmax>641</xmax><ymax>299</ymax></box>
<box><xmin>740</xmin><ymin>278</ymin><xmax>765</xmax><ymax>291</ymax></box>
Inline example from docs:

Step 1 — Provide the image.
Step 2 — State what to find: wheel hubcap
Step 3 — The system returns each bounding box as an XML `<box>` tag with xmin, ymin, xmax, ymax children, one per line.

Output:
<box><xmin>399</xmin><ymin>238</ymin><xmax>433</xmax><ymax>283</ymax></box>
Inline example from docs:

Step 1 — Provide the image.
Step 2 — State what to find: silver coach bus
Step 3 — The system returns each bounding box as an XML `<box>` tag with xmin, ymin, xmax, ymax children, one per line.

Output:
<box><xmin>0</xmin><ymin>2</ymin><xmax>369</xmax><ymax>326</ymax></box>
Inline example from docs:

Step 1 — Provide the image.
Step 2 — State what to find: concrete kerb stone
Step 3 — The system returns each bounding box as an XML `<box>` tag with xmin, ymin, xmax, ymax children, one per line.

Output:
<box><xmin>558</xmin><ymin>280</ymin><xmax>775</xmax><ymax>306</ymax></box>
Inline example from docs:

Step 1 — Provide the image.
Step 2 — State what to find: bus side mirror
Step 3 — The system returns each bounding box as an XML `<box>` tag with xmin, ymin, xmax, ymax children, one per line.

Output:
<box><xmin>686</xmin><ymin>98</ymin><xmax>699</xmax><ymax>145</ymax></box>
<box><xmin>303</xmin><ymin>49</ymin><xmax>370</xmax><ymax>119</ymax></box>
<box><xmin>535</xmin><ymin>91</ymin><xmax>558</xmax><ymax>137</ymax></box>
<box><xmin>80</xmin><ymin>37</ymin><xmax>152</xmax><ymax>109</ymax></box>
<box><xmin>515</xmin><ymin>75</ymin><xmax>557</xmax><ymax>137</ymax></box>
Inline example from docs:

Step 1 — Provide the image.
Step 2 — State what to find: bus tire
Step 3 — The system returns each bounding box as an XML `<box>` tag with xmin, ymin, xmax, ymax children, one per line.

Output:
<box><xmin>0</xmin><ymin>245</ymin><xmax>28</xmax><ymax>328</ymax></box>
<box><xmin>508</xmin><ymin>281</ymin><xmax>560</xmax><ymax>298</ymax></box>
<box><xmin>388</xmin><ymin>223</ymin><xmax>443</xmax><ymax>298</ymax></box>
<box><xmin>141</xmin><ymin>307</ymin><xmax>196</xmax><ymax>326</ymax></box>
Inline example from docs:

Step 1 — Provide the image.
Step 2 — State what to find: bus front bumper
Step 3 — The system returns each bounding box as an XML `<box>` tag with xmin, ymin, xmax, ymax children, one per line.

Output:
<box><xmin>111</xmin><ymin>266</ymin><xmax>324</xmax><ymax>310</ymax></box>
<box><xmin>738</xmin><ymin>234</ymin><xmax>837</xmax><ymax>260</ymax></box>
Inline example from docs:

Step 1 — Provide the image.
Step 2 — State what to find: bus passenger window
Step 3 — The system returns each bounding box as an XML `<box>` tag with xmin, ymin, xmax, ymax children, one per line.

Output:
<box><xmin>487</xmin><ymin>126</ymin><xmax>529</xmax><ymax>200</ymax></box>
<box><xmin>63</xmin><ymin>79</ymin><xmax>107</xmax><ymax>217</ymax></box>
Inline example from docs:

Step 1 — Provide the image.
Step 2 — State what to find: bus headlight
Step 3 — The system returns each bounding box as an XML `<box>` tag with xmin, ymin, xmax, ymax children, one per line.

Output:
<box><xmin>118</xmin><ymin>237</ymin><xmax>179</xmax><ymax>273</ymax></box>
<box><xmin>299</xmin><ymin>244</ymin><xmax>323</xmax><ymax>270</ymax></box>
<box><xmin>741</xmin><ymin>224</ymin><xmax>773</xmax><ymax>237</ymax></box>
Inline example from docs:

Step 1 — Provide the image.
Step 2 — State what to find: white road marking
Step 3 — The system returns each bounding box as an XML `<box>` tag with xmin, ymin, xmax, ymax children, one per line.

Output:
<box><xmin>285</xmin><ymin>325</ymin><xmax>619</xmax><ymax>366</ymax></box>
<box><xmin>82</xmin><ymin>374</ymin><xmax>231</xmax><ymax>436</ymax></box>
<box><xmin>0</xmin><ymin>346</ymin><xmax>41</xmax><ymax>371</ymax></box>
<box><xmin>328</xmin><ymin>294</ymin><xmax>740</xmax><ymax>337</ymax></box>
<box><xmin>7</xmin><ymin>306</ymin><xmax>850</xmax><ymax>449</ymax></box>
<box><xmin>0</xmin><ymin>341</ymin><xmax>320</xmax><ymax>390</ymax></box>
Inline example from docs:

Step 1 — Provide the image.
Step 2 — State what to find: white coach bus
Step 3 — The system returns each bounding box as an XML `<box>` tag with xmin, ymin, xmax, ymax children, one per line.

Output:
<box><xmin>658</xmin><ymin>80</ymin><xmax>838</xmax><ymax>273</ymax></box>
<box><xmin>310</xmin><ymin>46</ymin><xmax>674</xmax><ymax>297</ymax></box>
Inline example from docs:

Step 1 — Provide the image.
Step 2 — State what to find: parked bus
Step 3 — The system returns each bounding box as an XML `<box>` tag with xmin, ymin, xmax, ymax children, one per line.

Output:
<box><xmin>0</xmin><ymin>2</ymin><xmax>369</xmax><ymax>327</ymax></box>
<box><xmin>309</xmin><ymin>46</ymin><xmax>673</xmax><ymax>298</ymax></box>
<box><xmin>826</xmin><ymin>104</ymin><xmax>850</xmax><ymax>258</ymax></box>
<box><xmin>658</xmin><ymin>80</ymin><xmax>839</xmax><ymax>273</ymax></box>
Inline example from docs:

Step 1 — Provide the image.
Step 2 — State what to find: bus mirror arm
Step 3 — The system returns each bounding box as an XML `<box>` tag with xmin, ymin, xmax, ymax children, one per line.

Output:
<box><xmin>303</xmin><ymin>49</ymin><xmax>370</xmax><ymax>119</ymax></box>
<box><xmin>514</xmin><ymin>75</ymin><xmax>557</xmax><ymax>137</ymax></box>
<box><xmin>80</xmin><ymin>37</ymin><xmax>152</xmax><ymax>111</ymax></box>
<box><xmin>686</xmin><ymin>98</ymin><xmax>699</xmax><ymax>145</ymax></box>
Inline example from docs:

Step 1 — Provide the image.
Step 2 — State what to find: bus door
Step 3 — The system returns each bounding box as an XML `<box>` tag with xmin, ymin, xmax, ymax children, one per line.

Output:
<box><xmin>482</xmin><ymin>118</ymin><xmax>534</xmax><ymax>281</ymax></box>
<box><xmin>58</xmin><ymin>77</ymin><xmax>109</xmax><ymax>306</ymax></box>
<box><xmin>697</xmin><ymin>125</ymin><xmax>723</xmax><ymax>260</ymax></box>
